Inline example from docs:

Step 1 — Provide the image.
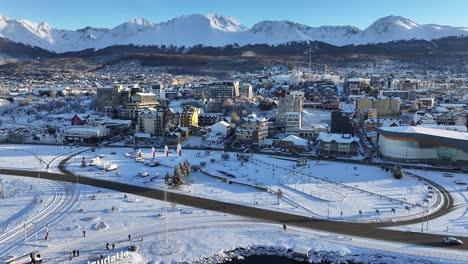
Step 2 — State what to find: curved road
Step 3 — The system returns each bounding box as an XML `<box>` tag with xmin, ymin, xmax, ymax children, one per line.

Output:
<box><xmin>0</xmin><ymin>164</ymin><xmax>466</xmax><ymax>253</ymax></box>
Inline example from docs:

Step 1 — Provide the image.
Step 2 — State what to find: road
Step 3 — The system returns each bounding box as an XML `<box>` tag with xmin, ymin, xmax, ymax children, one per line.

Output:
<box><xmin>0</xmin><ymin>164</ymin><xmax>466</xmax><ymax>252</ymax></box>
<box><xmin>0</xmin><ymin>178</ymin><xmax>78</xmax><ymax>258</ymax></box>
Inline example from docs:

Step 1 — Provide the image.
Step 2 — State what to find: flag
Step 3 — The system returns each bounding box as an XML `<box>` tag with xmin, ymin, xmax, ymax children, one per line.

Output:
<box><xmin>152</xmin><ymin>147</ymin><xmax>156</xmax><ymax>158</ymax></box>
<box><xmin>177</xmin><ymin>143</ymin><xmax>182</xmax><ymax>156</ymax></box>
<box><xmin>164</xmin><ymin>145</ymin><xmax>169</xmax><ymax>157</ymax></box>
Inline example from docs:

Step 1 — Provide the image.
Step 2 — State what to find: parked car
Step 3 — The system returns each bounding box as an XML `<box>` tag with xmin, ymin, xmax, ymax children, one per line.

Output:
<box><xmin>128</xmin><ymin>245</ymin><xmax>139</xmax><ymax>252</ymax></box>
<box><xmin>147</xmin><ymin>161</ymin><xmax>160</xmax><ymax>167</ymax></box>
<box><xmin>442</xmin><ymin>237</ymin><xmax>463</xmax><ymax>246</ymax></box>
<box><xmin>137</xmin><ymin>172</ymin><xmax>149</xmax><ymax>178</ymax></box>
<box><xmin>29</xmin><ymin>251</ymin><xmax>42</xmax><ymax>263</ymax></box>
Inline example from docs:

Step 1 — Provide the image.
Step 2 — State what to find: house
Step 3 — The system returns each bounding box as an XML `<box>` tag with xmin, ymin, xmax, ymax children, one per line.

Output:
<box><xmin>279</xmin><ymin>135</ymin><xmax>309</xmax><ymax>153</ymax></box>
<box><xmin>70</xmin><ymin>114</ymin><xmax>87</xmax><ymax>126</ymax></box>
<box><xmin>204</xmin><ymin>134</ymin><xmax>223</xmax><ymax>145</ymax></box>
<box><xmin>364</xmin><ymin>118</ymin><xmax>400</xmax><ymax>131</ymax></box>
<box><xmin>235</xmin><ymin>114</ymin><xmax>268</xmax><ymax>145</ymax></box>
<box><xmin>210</xmin><ymin>121</ymin><xmax>232</xmax><ymax>138</ymax></box>
<box><xmin>317</xmin><ymin>133</ymin><xmax>359</xmax><ymax>156</ymax></box>
<box><xmin>166</xmin><ymin>132</ymin><xmax>180</xmax><ymax>146</ymax></box>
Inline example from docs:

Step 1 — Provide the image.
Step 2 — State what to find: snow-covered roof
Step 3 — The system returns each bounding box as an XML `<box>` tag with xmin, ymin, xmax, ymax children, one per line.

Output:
<box><xmin>439</xmin><ymin>103</ymin><xmax>466</xmax><ymax>108</ymax></box>
<box><xmin>379</xmin><ymin>126</ymin><xmax>468</xmax><ymax>141</ymax></box>
<box><xmin>134</xmin><ymin>132</ymin><xmax>151</xmax><ymax>138</ymax></box>
<box><xmin>280</xmin><ymin>135</ymin><xmax>308</xmax><ymax>146</ymax></box>
<box><xmin>212</xmin><ymin>121</ymin><xmax>231</xmax><ymax>128</ymax></box>
<box><xmin>418</xmin><ymin>125</ymin><xmax>467</xmax><ymax>132</ymax></box>
<box><xmin>317</xmin><ymin>133</ymin><xmax>359</xmax><ymax>144</ymax></box>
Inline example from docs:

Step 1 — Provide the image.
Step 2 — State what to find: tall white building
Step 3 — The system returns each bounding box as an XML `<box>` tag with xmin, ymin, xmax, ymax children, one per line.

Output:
<box><xmin>152</xmin><ymin>83</ymin><xmax>165</xmax><ymax>99</ymax></box>
<box><xmin>277</xmin><ymin>91</ymin><xmax>304</xmax><ymax>129</ymax></box>
<box><xmin>285</xmin><ymin>112</ymin><xmax>301</xmax><ymax>135</ymax></box>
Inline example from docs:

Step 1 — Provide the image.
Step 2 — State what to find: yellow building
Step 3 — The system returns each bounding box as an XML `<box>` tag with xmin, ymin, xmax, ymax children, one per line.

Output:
<box><xmin>357</xmin><ymin>97</ymin><xmax>400</xmax><ymax>118</ymax></box>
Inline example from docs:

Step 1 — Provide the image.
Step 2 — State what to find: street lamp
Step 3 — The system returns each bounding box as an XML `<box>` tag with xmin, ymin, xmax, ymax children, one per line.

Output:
<box><xmin>421</xmin><ymin>207</ymin><xmax>425</xmax><ymax>232</ymax></box>
<box><xmin>34</xmin><ymin>222</ymin><xmax>37</xmax><ymax>244</ymax></box>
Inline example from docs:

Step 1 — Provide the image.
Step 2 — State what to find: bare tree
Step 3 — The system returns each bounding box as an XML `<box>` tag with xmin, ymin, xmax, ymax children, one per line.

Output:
<box><xmin>230</xmin><ymin>112</ymin><xmax>240</xmax><ymax>125</ymax></box>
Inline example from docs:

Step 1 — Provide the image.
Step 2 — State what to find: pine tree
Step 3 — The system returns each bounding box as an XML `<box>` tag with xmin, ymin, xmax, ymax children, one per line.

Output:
<box><xmin>183</xmin><ymin>160</ymin><xmax>191</xmax><ymax>176</ymax></box>
<box><xmin>172</xmin><ymin>165</ymin><xmax>184</xmax><ymax>187</ymax></box>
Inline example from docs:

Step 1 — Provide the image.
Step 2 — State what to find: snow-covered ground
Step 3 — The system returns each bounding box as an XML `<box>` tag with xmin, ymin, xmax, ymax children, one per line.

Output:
<box><xmin>66</xmin><ymin>147</ymin><xmax>435</xmax><ymax>221</ymax></box>
<box><xmin>1</xmin><ymin>174</ymin><xmax>467</xmax><ymax>264</ymax></box>
<box><xmin>1</xmin><ymin>144</ymin><xmax>468</xmax><ymax>263</ymax></box>
<box><xmin>0</xmin><ymin>144</ymin><xmax>86</xmax><ymax>172</ymax></box>
<box><xmin>387</xmin><ymin>169</ymin><xmax>468</xmax><ymax>237</ymax></box>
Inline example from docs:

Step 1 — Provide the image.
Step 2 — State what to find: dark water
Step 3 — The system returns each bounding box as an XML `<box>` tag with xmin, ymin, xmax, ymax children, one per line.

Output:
<box><xmin>224</xmin><ymin>255</ymin><xmax>311</xmax><ymax>264</ymax></box>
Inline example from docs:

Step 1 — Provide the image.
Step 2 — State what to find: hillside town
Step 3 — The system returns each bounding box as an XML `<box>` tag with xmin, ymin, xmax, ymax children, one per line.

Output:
<box><xmin>1</xmin><ymin>3</ymin><xmax>468</xmax><ymax>262</ymax></box>
<box><xmin>1</xmin><ymin>65</ymin><xmax>467</xmax><ymax>167</ymax></box>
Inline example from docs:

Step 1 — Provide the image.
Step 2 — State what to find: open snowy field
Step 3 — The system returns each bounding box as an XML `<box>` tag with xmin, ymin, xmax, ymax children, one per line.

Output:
<box><xmin>387</xmin><ymin>169</ymin><xmax>468</xmax><ymax>237</ymax></box>
<box><xmin>67</xmin><ymin>147</ymin><xmax>436</xmax><ymax>222</ymax></box>
<box><xmin>1</xmin><ymin>175</ymin><xmax>467</xmax><ymax>264</ymax></box>
<box><xmin>0</xmin><ymin>144</ymin><xmax>85</xmax><ymax>172</ymax></box>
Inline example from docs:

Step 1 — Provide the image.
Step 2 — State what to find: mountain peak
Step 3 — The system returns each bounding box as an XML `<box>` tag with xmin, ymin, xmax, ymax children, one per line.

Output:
<box><xmin>204</xmin><ymin>13</ymin><xmax>248</xmax><ymax>32</ymax></box>
<box><xmin>127</xmin><ymin>17</ymin><xmax>154</xmax><ymax>27</ymax></box>
<box><xmin>0</xmin><ymin>14</ymin><xmax>10</xmax><ymax>21</ymax></box>
<box><xmin>167</xmin><ymin>14</ymin><xmax>247</xmax><ymax>32</ymax></box>
<box><xmin>370</xmin><ymin>15</ymin><xmax>419</xmax><ymax>30</ymax></box>
<box><xmin>0</xmin><ymin>14</ymin><xmax>465</xmax><ymax>53</ymax></box>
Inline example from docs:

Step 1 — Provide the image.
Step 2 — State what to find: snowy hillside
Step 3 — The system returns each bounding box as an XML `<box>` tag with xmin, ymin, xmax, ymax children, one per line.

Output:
<box><xmin>0</xmin><ymin>14</ymin><xmax>466</xmax><ymax>53</ymax></box>
<box><xmin>354</xmin><ymin>15</ymin><xmax>468</xmax><ymax>45</ymax></box>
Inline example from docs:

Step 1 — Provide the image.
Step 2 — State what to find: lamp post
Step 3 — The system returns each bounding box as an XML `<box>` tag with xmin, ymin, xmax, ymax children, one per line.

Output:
<box><xmin>194</xmin><ymin>172</ymin><xmax>197</xmax><ymax>197</ymax></box>
<box><xmin>164</xmin><ymin>179</ymin><xmax>168</xmax><ymax>246</ymax></box>
<box><xmin>34</xmin><ymin>222</ymin><xmax>37</xmax><ymax>244</ymax></box>
<box><xmin>421</xmin><ymin>207</ymin><xmax>425</xmax><ymax>232</ymax></box>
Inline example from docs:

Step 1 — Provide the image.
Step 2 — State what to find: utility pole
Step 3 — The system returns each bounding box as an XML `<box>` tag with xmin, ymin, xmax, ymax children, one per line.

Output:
<box><xmin>421</xmin><ymin>208</ymin><xmax>424</xmax><ymax>232</ymax></box>
<box><xmin>0</xmin><ymin>179</ymin><xmax>4</xmax><ymax>198</ymax></box>
<box><xmin>253</xmin><ymin>187</ymin><xmax>256</xmax><ymax>207</ymax></box>
<box><xmin>164</xmin><ymin>179</ymin><xmax>168</xmax><ymax>246</ymax></box>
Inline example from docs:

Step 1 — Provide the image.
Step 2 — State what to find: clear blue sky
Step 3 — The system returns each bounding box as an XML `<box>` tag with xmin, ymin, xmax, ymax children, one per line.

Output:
<box><xmin>1</xmin><ymin>0</ymin><xmax>466</xmax><ymax>30</ymax></box>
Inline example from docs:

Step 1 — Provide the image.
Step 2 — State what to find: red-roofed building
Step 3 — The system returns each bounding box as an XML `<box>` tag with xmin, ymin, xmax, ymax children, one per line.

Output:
<box><xmin>71</xmin><ymin>114</ymin><xmax>86</xmax><ymax>126</ymax></box>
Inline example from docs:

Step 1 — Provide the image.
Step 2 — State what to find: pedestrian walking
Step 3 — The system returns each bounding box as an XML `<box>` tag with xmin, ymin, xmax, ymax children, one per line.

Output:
<box><xmin>128</xmin><ymin>234</ymin><xmax>131</xmax><ymax>241</ymax></box>
<box><xmin>73</xmin><ymin>250</ymin><xmax>76</xmax><ymax>257</ymax></box>
<box><xmin>283</xmin><ymin>224</ymin><xmax>287</xmax><ymax>231</ymax></box>
<box><xmin>106</xmin><ymin>242</ymin><xmax>109</xmax><ymax>250</ymax></box>
<box><xmin>69</xmin><ymin>252</ymin><xmax>72</xmax><ymax>260</ymax></box>
<box><xmin>77</xmin><ymin>250</ymin><xmax>79</xmax><ymax>257</ymax></box>
<box><xmin>112</xmin><ymin>244</ymin><xmax>115</xmax><ymax>250</ymax></box>
<box><xmin>83</xmin><ymin>230</ymin><xmax>86</xmax><ymax>237</ymax></box>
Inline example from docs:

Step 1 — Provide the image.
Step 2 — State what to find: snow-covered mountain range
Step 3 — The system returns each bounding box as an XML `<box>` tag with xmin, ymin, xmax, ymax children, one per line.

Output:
<box><xmin>0</xmin><ymin>14</ymin><xmax>466</xmax><ymax>53</ymax></box>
